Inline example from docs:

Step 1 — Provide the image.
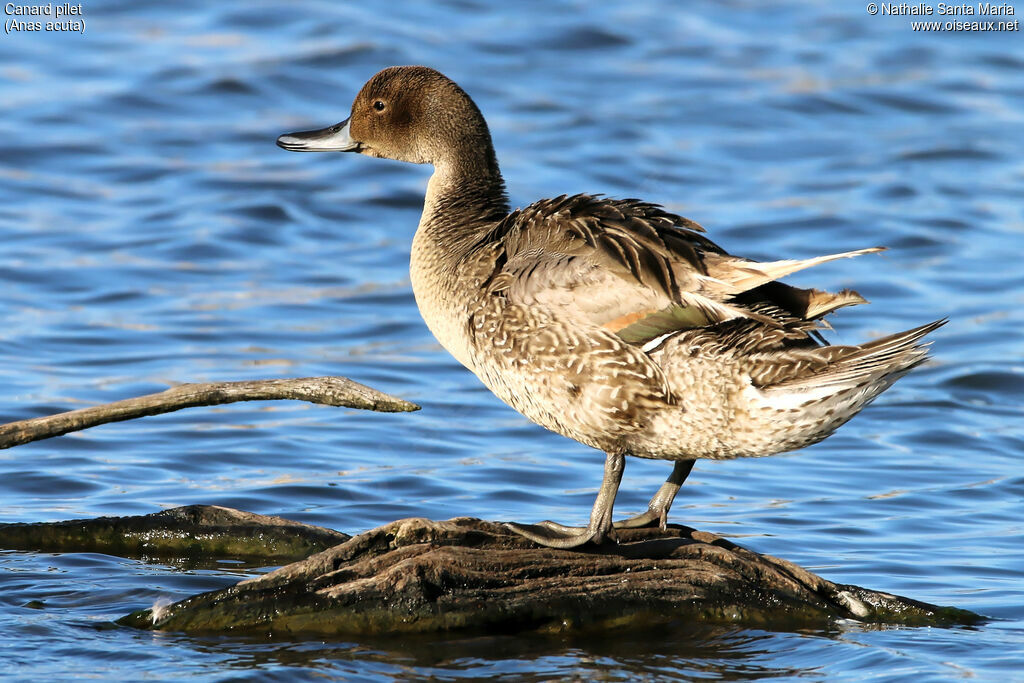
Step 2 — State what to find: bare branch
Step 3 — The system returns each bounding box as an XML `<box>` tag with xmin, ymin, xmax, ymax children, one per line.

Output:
<box><xmin>0</xmin><ymin>376</ymin><xmax>419</xmax><ymax>449</ymax></box>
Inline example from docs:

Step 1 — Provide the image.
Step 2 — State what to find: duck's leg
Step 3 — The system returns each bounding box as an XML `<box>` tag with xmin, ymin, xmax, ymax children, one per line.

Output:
<box><xmin>505</xmin><ymin>451</ymin><xmax>625</xmax><ymax>549</ymax></box>
<box><xmin>614</xmin><ymin>459</ymin><xmax>695</xmax><ymax>531</ymax></box>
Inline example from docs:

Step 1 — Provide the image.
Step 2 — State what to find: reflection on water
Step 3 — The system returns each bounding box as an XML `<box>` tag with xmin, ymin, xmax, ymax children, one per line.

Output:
<box><xmin>1</xmin><ymin>0</ymin><xmax>1023</xmax><ymax>680</ymax></box>
<box><xmin>177</xmin><ymin>626</ymin><xmax>828</xmax><ymax>681</ymax></box>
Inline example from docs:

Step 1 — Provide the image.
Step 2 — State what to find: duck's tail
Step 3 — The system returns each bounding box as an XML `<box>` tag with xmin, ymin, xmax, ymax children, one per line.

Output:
<box><xmin>771</xmin><ymin>319</ymin><xmax>944</xmax><ymax>391</ymax></box>
<box><xmin>749</xmin><ymin>319</ymin><xmax>946</xmax><ymax>443</ymax></box>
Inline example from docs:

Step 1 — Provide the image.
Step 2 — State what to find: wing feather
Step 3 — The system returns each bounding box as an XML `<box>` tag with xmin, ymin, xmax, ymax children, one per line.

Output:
<box><xmin>476</xmin><ymin>194</ymin><xmax>880</xmax><ymax>350</ymax></box>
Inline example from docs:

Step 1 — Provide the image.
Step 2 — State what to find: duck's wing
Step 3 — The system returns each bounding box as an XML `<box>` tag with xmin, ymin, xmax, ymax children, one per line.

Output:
<box><xmin>477</xmin><ymin>194</ymin><xmax>878</xmax><ymax>346</ymax></box>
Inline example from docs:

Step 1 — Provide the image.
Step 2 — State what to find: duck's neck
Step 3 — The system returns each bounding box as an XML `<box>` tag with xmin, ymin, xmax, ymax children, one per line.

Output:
<box><xmin>410</xmin><ymin>145</ymin><xmax>509</xmax><ymax>371</ymax></box>
<box><xmin>419</xmin><ymin>146</ymin><xmax>510</xmax><ymax>259</ymax></box>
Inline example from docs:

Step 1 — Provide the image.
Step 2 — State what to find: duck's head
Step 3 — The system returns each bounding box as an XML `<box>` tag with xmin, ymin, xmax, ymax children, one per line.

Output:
<box><xmin>277</xmin><ymin>66</ymin><xmax>496</xmax><ymax>171</ymax></box>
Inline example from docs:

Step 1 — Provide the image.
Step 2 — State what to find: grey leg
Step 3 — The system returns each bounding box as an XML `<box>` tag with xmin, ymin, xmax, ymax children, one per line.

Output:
<box><xmin>614</xmin><ymin>459</ymin><xmax>695</xmax><ymax>530</ymax></box>
<box><xmin>505</xmin><ymin>451</ymin><xmax>625</xmax><ymax>548</ymax></box>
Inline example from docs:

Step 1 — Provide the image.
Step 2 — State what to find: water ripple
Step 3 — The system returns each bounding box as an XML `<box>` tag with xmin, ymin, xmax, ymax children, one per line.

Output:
<box><xmin>0</xmin><ymin>0</ymin><xmax>1022</xmax><ymax>680</ymax></box>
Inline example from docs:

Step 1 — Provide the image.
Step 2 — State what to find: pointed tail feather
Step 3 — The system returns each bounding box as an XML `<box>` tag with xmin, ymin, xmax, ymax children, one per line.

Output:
<box><xmin>748</xmin><ymin>319</ymin><xmax>947</xmax><ymax>451</ymax></box>
<box><xmin>776</xmin><ymin>318</ymin><xmax>947</xmax><ymax>391</ymax></box>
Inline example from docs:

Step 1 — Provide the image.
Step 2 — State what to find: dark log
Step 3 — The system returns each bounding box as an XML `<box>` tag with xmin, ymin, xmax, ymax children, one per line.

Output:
<box><xmin>0</xmin><ymin>376</ymin><xmax>419</xmax><ymax>449</ymax></box>
<box><xmin>114</xmin><ymin>516</ymin><xmax>983</xmax><ymax>635</ymax></box>
<box><xmin>0</xmin><ymin>505</ymin><xmax>348</xmax><ymax>565</ymax></box>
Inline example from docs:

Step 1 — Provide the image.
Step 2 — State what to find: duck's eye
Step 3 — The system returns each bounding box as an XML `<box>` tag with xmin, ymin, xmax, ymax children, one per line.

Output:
<box><xmin>373</xmin><ymin>100</ymin><xmax>386</xmax><ymax>112</ymax></box>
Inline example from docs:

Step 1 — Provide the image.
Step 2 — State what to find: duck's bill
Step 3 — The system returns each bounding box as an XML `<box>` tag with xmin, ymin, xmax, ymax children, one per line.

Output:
<box><xmin>276</xmin><ymin>118</ymin><xmax>361</xmax><ymax>152</ymax></box>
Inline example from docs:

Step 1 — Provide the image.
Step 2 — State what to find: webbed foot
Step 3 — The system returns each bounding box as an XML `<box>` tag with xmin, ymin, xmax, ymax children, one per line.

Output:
<box><xmin>505</xmin><ymin>451</ymin><xmax>624</xmax><ymax>549</ymax></box>
<box><xmin>504</xmin><ymin>520</ymin><xmax>614</xmax><ymax>549</ymax></box>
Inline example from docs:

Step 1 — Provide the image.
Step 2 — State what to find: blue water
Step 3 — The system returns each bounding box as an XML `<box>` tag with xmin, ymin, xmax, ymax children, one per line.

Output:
<box><xmin>1</xmin><ymin>0</ymin><xmax>1022</xmax><ymax>679</ymax></box>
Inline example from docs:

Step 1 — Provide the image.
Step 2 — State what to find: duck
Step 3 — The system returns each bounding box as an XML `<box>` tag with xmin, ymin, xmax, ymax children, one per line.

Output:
<box><xmin>277</xmin><ymin>66</ymin><xmax>945</xmax><ymax>549</ymax></box>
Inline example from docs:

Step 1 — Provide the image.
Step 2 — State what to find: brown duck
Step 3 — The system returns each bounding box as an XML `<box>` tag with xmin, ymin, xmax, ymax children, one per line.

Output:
<box><xmin>278</xmin><ymin>66</ymin><xmax>944</xmax><ymax>548</ymax></box>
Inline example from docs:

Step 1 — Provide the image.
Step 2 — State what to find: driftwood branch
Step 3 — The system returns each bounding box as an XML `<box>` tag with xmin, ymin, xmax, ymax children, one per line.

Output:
<box><xmin>0</xmin><ymin>505</ymin><xmax>349</xmax><ymax>565</ymax></box>
<box><xmin>98</xmin><ymin>512</ymin><xmax>983</xmax><ymax>635</ymax></box>
<box><xmin>0</xmin><ymin>376</ymin><xmax>419</xmax><ymax>449</ymax></box>
<box><xmin>0</xmin><ymin>506</ymin><xmax>982</xmax><ymax>633</ymax></box>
